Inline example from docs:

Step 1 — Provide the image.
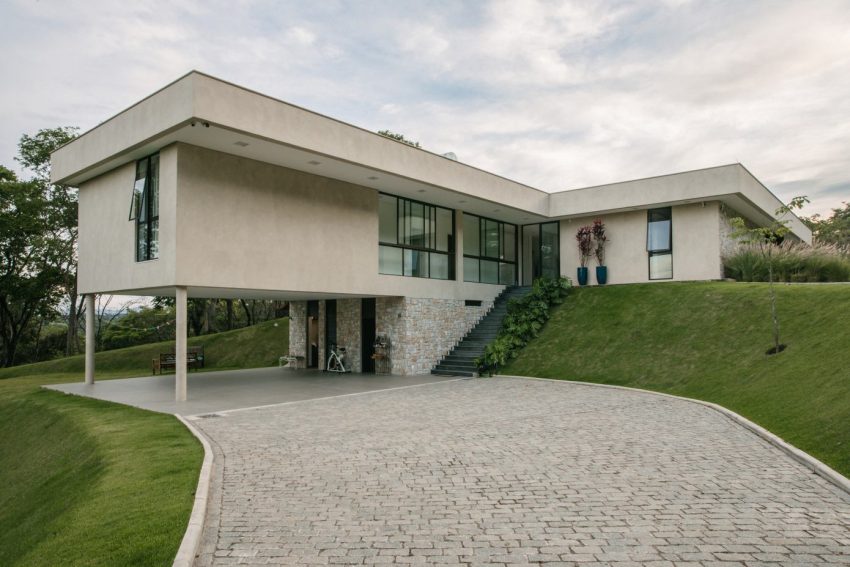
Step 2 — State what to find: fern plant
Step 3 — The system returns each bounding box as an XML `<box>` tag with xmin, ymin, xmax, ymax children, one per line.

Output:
<box><xmin>478</xmin><ymin>277</ymin><xmax>571</xmax><ymax>373</ymax></box>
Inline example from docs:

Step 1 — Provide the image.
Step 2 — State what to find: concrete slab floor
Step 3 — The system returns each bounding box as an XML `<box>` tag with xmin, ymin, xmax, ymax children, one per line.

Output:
<box><xmin>44</xmin><ymin>367</ymin><xmax>458</xmax><ymax>416</ymax></box>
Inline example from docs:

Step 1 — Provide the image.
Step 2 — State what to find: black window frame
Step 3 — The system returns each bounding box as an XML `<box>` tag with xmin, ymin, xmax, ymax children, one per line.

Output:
<box><xmin>129</xmin><ymin>153</ymin><xmax>160</xmax><ymax>262</ymax></box>
<box><xmin>647</xmin><ymin>207</ymin><xmax>673</xmax><ymax>280</ymax></box>
<box><xmin>463</xmin><ymin>213</ymin><xmax>518</xmax><ymax>285</ymax></box>
<box><xmin>378</xmin><ymin>192</ymin><xmax>455</xmax><ymax>280</ymax></box>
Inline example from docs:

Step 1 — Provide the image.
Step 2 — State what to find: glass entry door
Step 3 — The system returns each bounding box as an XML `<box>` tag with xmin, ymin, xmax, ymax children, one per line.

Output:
<box><xmin>522</xmin><ymin>222</ymin><xmax>560</xmax><ymax>285</ymax></box>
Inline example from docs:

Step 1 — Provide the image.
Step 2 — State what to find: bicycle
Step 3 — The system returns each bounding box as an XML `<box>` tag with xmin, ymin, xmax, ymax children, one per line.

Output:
<box><xmin>326</xmin><ymin>344</ymin><xmax>349</xmax><ymax>373</ymax></box>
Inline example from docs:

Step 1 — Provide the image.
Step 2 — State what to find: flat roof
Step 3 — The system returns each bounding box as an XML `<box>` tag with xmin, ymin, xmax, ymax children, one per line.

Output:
<box><xmin>51</xmin><ymin>71</ymin><xmax>810</xmax><ymax>240</ymax></box>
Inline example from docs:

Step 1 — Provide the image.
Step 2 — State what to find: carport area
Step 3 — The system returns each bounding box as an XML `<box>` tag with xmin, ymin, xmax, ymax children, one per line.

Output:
<box><xmin>45</xmin><ymin>368</ymin><xmax>456</xmax><ymax>415</ymax></box>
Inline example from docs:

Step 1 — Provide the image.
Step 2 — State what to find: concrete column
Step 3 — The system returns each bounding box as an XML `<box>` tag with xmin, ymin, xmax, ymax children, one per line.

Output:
<box><xmin>84</xmin><ymin>294</ymin><xmax>96</xmax><ymax>385</ymax></box>
<box><xmin>175</xmin><ymin>286</ymin><xmax>188</xmax><ymax>402</ymax></box>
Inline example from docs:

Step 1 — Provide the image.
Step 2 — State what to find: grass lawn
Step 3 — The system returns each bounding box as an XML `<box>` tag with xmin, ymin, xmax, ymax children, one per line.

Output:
<box><xmin>505</xmin><ymin>282</ymin><xmax>850</xmax><ymax>478</ymax></box>
<box><xmin>0</xmin><ymin>318</ymin><xmax>289</xmax><ymax>566</ymax></box>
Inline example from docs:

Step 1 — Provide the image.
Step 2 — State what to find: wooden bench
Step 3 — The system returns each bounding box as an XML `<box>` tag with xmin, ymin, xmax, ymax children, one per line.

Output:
<box><xmin>153</xmin><ymin>346</ymin><xmax>205</xmax><ymax>374</ymax></box>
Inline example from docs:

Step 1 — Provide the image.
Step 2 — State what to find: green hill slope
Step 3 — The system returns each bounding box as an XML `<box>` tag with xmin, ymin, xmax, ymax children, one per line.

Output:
<box><xmin>0</xmin><ymin>317</ymin><xmax>289</xmax><ymax>380</ymax></box>
<box><xmin>506</xmin><ymin>282</ymin><xmax>850</xmax><ymax>477</ymax></box>
<box><xmin>0</xmin><ymin>318</ymin><xmax>289</xmax><ymax>565</ymax></box>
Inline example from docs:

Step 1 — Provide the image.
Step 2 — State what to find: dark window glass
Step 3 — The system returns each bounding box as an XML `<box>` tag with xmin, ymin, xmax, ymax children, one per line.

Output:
<box><xmin>647</xmin><ymin>207</ymin><xmax>673</xmax><ymax>280</ymax></box>
<box><xmin>131</xmin><ymin>154</ymin><xmax>160</xmax><ymax>262</ymax></box>
<box><xmin>503</xmin><ymin>224</ymin><xmax>516</xmax><ymax>262</ymax></box>
<box><xmin>463</xmin><ymin>213</ymin><xmax>518</xmax><ymax>284</ymax></box>
<box><xmin>463</xmin><ymin>257</ymin><xmax>479</xmax><ymax>282</ymax></box>
<box><xmin>540</xmin><ymin>222</ymin><xmax>559</xmax><ymax>279</ymax></box>
<box><xmin>436</xmin><ymin>208</ymin><xmax>452</xmax><ymax>252</ymax></box>
<box><xmin>378</xmin><ymin>194</ymin><xmax>398</xmax><ymax>244</ymax></box>
<box><xmin>647</xmin><ymin>207</ymin><xmax>672</xmax><ymax>252</ymax></box>
<box><xmin>463</xmin><ymin>214</ymin><xmax>479</xmax><ymax>255</ymax></box>
<box><xmin>480</xmin><ymin>260</ymin><xmax>499</xmax><ymax>284</ymax></box>
<box><xmin>379</xmin><ymin>245</ymin><xmax>403</xmax><ymax>275</ymax></box>
<box><xmin>649</xmin><ymin>253</ymin><xmax>673</xmax><ymax>280</ymax></box>
<box><xmin>378</xmin><ymin>193</ymin><xmax>454</xmax><ymax>280</ymax></box>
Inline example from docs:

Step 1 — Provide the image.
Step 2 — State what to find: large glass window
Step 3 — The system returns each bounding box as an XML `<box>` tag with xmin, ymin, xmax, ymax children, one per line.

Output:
<box><xmin>378</xmin><ymin>193</ymin><xmax>454</xmax><ymax>279</ymax></box>
<box><xmin>129</xmin><ymin>154</ymin><xmax>159</xmax><ymax>262</ymax></box>
<box><xmin>463</xmin><ymin>213</ymin><xmax>517</xmax><ymax>285</ymax></box>
<box><xmin>521</xmin><ymin>222</ymin><xmax>560</xmax><ymax>285</ymax></box>
<box><xmin>647</xmin><ymin>207</ymin><xmax>672</xmax><ymax>280</ymax></box>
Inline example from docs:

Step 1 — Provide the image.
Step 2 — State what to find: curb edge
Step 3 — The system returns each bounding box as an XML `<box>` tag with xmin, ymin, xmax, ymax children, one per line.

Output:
<box><xmin>499</xmin><ymin>375</ymin><xmax>850</xmax><ymax>496</ymax></box>
<box><xmin>173</xmin><ymin>415</ymin><xmax>214</xmax><ymax>567</ymax></box>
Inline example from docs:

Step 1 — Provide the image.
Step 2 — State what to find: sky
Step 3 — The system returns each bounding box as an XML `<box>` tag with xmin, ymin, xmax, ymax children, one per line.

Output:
<box><xmin>2</xmin><ymin>0</ymin><xmax>849</xmax><ymax>218</ymax></box>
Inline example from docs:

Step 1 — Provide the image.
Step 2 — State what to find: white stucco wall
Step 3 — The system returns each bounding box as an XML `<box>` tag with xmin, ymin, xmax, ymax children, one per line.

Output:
<box><xmin>559</xmin><ymin>202</ymin><xmax>723</xmax><ymax>285</ymax></box>
<box><xmin>77</xmin><ymin>144</ymin><xmax>178</xmax><ymax>295</ymax></box>
<box><xmin>172</xmin><ymin>144</ymin><xmax>503</xmax><ymax>301</ymax></box>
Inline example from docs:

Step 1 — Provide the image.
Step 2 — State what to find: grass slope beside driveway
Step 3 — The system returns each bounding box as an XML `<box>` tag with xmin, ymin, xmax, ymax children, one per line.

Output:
<box><xmin>506</xmin><ymin>282</ymin><xmax>850</xmax><ymax>478</ymax></box>
<box><xmin>0</xmin><ymin>317</ymin><xmax>290</xmax><ymax>380</ymax></box>
<box><xmin>0</xmin><ymin>318</ymin><xmax>289</xmax><ymax>566</ymax></box>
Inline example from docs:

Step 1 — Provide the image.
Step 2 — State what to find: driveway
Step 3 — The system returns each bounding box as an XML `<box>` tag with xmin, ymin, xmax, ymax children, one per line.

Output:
<box><xmin>47</xmin><ymin>367</ymin><xmax>454</xmax><ymax>415</ymax></box>
<box><xmin>192</xmin><ymin>377</ymin><xmax>850</xmax><ymax>566</ymax></box>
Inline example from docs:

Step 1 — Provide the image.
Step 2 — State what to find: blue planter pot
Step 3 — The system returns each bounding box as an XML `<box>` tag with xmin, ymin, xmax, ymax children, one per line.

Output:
<box><xmin>596</xmin><ymin>266</ymin><xmax>608</xmax><ymax>285</ymax></box>
<box><xmin>577</xmin><ymin>267</ymin><xmax>589</xmax><ymax>286</ymax></box>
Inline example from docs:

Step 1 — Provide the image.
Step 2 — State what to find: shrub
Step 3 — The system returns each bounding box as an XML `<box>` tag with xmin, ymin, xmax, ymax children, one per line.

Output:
<box><xmin>575</xmin><ymin>226</ymin><xmax>593</xmax><ymax>267</ymax></box>
<box><xmin>480</xmin><ymin>277</ymin><xmax>571</xmax><ymax>372</ymax></box>
<box><xmin>724</xmin><ymin>242</ymin><xmax>850</xmax><ymax>282</ymax></box>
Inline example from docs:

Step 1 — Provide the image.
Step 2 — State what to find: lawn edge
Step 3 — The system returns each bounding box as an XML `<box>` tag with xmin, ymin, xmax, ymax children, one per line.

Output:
<box><xmin>499</xmin><ymin>374</ymin><xmax>850</xmax><ymax>496</ymax></box>
<box><xmin>173</xmin><ymin>415</ymin><xmax>215</xmax><ymax>567</ymax></box>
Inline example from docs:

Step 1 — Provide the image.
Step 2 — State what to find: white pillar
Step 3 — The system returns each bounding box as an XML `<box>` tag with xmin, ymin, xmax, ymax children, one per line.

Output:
<box><xmin>85</xmin><ymin>294</ymin><xmax>96</xmax><ymax>385</ymax></box>
<box><xmin>175</xmin><ymin>286</ymin><xmax>188</xmax><ymax>402</ymax></box>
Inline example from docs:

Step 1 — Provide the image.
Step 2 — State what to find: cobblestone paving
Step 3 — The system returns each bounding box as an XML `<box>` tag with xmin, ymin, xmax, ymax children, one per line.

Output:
<box><xmin>194</xmin><ymin>377</ymin><xmax>850</xmax><ymax>566</ymax></box>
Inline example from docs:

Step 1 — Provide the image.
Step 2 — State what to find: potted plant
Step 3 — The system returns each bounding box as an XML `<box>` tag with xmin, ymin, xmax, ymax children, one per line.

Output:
<box><xmin>592</xmin><ymin>218</ymin><xmax>608</xmax><ymax>285</ymax></box>
<box><xmin>575</xmin><ymin>225</ymin><xmax>593</xmax><ymax>285</ymax></box>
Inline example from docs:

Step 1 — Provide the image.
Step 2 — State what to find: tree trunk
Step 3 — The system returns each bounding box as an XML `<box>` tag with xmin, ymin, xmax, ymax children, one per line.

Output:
<box><xmin>240</xmin><ymin>299</ymin><xmax>253</xmax><ymax>326</ymax></box>
<box><xmin>66</xmin><ymin>286</ymin><xmax>78</xmax><ymax>356</ymax></box>
<box><xmin>205</xmin><ymin>300</ymin><xmax>216</xmax><ymax>334</ymax></box>
<box><xmin>225</xmin><ymin>299</ymin><xmax>234</xmax><ymax>330</ymax></box>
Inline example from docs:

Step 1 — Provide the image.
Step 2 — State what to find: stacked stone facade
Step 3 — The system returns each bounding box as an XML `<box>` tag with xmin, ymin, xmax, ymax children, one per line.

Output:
<box><xmin>336</xmin><ymin>299</ymin><xmax>362</xmax><ymax>373</ymax></box>
<box><xmin>289</xmin><ymin>296</ymin><xmax>494</xmax><ymax>375</ymax></box>
<box><xmin>288</xmin><ymin>302</ymin><xmax>306</xmax><ymax>365</ymax></box>
<box><xmin>376</xmin><ymin>297</ymin><xmax>492</xmax><ymax>375</ymax></box>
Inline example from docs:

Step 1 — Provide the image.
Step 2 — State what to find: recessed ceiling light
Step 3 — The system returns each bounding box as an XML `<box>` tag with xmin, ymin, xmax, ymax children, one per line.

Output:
<box><xmin>233</xmin><ymin>141</ymin><xmax>250</xmax><ymax>147</ymax></box>
<box><xmin>368</xmin><ymin>176</ymin><xmax>379</xmax><ymax>180</ymax></box>
<box><xmin>308</xmin><ymin>160</ymin><xmax>321</xmax><ymax>165</ymax></box>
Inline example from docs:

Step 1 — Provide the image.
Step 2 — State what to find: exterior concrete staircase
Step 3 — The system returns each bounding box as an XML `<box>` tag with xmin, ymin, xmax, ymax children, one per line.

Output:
<box><xmin>431</xmin><ymin>286</ymin><xmax>532</xmax><ymax>377</ymax></box>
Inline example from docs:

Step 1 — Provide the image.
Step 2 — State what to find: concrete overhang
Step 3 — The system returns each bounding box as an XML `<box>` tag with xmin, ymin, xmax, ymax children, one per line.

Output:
<box><xmin>50</xmin><ymin>71</ymin><xmax>550</xmax><ymax>226</ymax></box>
<box><xmin>51</xmin><ymin>71</ymin><xmax>810</xmax><ymax>241</ymax></box>
<box><xmin>548</xmin><ymin>164</ymin><xmax>812</xmax><ymax>243</ymax></box>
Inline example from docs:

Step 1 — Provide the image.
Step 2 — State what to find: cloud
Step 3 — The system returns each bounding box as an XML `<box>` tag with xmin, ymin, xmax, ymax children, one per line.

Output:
<box><xmin>1</xmin><ymin>0</ymin><xmax>849</xmax><ymax>218</ymax></box>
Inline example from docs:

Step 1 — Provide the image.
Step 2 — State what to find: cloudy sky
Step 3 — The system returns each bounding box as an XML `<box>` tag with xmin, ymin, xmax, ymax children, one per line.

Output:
<box><xmin>2</xmin><ymin>0</ymin><xmax>849</xmax><ymax>217</ymax></box>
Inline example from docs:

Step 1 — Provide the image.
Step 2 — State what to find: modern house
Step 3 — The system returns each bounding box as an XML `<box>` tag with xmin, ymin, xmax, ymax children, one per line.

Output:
<box><xmin>51</xmin><ymin>71</ymin><xmax>811</xmax><ymax>400</ymax></box>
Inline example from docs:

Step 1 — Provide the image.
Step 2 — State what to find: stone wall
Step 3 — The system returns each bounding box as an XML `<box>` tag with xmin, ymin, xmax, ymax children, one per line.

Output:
<box><xmin>293</xmin><ymin>296</ymin><xmax>494</xmax><ymax>375</ymax></box>
<box><xmin>288</xmin><ymin>301</ymin><xmax>306</xmax><ymax>360</ymax></box>
<box><xmin>336</xmin><ymin>299</ymin><xmax>362</xmax><ymax>373</ymax></box>
<box><xmin>376</xmin><ymin>297</ymin><xmax>492</xmax><ymax>375</ymax></box>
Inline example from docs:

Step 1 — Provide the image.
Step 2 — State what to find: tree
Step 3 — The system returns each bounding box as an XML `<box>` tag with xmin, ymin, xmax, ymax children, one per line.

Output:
<box><xmin>730</xmin><ymin>196</ymin><xmax>809</xmax><ymax>355</ymax></box>
<box><xmin>377</xmin><ymin>130</ymin><xmax>421</xmax><ymax>148</ymax></box>
<box><xmin>16</xmin><ymin>127</ymin><xmax>80</xmax><ymax>355</ymax></box>
<box><xmin>0</xmin><ymin>167</ymin><xmax>64</xmax><ymax>366</ymax></box>
<box><xmin>805</xmin><ymin>202</ymin><xmax>850</xmax><ymax>247</ymax></box>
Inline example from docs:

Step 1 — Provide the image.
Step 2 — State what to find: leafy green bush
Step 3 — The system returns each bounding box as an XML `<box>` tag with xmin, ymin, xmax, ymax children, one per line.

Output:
<box><xmin>724</xmin><ymin>242</ymin><xmax>850</xmax><ymax>282</ymax></box>
<box><xmin>480</xmin><ymin>277</ymin><xmax>571</xmax><ymax>372</ymax></box>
